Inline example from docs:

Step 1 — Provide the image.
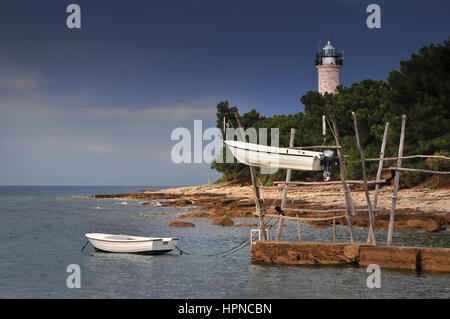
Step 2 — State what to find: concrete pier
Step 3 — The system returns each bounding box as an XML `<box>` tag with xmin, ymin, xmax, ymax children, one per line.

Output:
<box><xmin>251</xmin><ymin>242</ymin><xmax>450</xmax><ymax>272</ymax></box>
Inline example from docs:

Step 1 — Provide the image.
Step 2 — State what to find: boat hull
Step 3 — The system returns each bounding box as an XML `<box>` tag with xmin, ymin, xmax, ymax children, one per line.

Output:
<box><xmin>93</xmin><ymin>248</ymin><xmax>174</xmax><ymax>255</ymax></box>
<box><xmin>85</xmin><ymin>233</ymin><xmax>178</xmax><ymax>254</ymax></box>
<box><xmin>224</xmin><ymin>140</ymin><xmax>323</xmax><ymax>171</ymax></box>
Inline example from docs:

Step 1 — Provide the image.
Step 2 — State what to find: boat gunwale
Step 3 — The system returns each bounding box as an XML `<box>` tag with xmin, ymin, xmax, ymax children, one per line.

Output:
<box><xmin>85</xmin><ymin>233</ymin><xmax>179</xmax><ymax>243</ymax></box>
<box><xmin>224</xmin><ymin>141</ymin><xmax>320</xmax><ymax>158</ymax></box>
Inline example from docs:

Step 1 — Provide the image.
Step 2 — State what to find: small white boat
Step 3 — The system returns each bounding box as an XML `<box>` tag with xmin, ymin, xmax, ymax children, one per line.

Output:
<box><xmin>224</xmin><ymin>140</ymin><xmax>325</xmax><ymax>171</ymax></box>
<box><xmin>85</xmin><ymin>233</ymin><xmax>178</xmax><ymax>254</ymax></box>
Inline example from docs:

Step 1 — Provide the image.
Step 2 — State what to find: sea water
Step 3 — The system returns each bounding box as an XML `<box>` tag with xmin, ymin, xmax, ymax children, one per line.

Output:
<box><xmin>0</xmin><ymin>186</ymin><xmax>448</xmax><ymax>298</ymax></box>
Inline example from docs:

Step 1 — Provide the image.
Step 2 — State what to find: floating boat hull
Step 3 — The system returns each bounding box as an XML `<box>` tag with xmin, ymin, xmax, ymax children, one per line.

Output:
<box><xmin>224</xmin><ymin>140</ymin><xmax>324</xmax><ymax>171</ymax></box>
<box><xmin>85</xmin><ymin>233</ymin><xmax>178</xmax><ymax>254</ymax></box>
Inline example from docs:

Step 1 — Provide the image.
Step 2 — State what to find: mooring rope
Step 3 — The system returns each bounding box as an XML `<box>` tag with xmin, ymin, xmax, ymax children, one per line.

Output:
<box><xmin>174</xmin><ymin>237</ymin><xmax>250</xmax><ymax>257</ymax></box>
<box><xmin>174</xmin><ymin>217</ymin><xmax>279</xmax><ymax>258</ymax></box>
<box><xmin>80</xmin><ymin>240</ymin><xmax>90</xmax><ymax>252</ymax></box>
<box><xmin>220</xmin><ymin>217</ymin><xmax>280</xmax><ymax>258</ymax></box>
<box><xmin>268</xmin><ymin>187</ymin><xmax>281</xmax><ymax>212</ymax></box>
<box><xmin>325</xmin><ymin>114</ymin><xmax>338</xmax><ymax>143</ymax></box>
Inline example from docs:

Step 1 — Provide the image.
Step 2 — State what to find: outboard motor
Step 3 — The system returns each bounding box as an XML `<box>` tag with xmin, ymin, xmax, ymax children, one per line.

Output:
<box><xmin>320</xmin><ymin>150</ymin><xmax>338</xmax><ymax>181</ymax></box>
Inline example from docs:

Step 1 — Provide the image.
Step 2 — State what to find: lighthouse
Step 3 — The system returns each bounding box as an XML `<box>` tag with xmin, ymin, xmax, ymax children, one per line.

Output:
<box><xmin>315</xmin><ymin>41</ymin><xmax>343</xmax><ymax>94</ymax></box>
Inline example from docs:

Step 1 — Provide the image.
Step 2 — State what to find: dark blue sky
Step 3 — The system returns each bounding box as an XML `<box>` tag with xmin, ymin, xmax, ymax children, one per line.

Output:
<box><xmin>0</xmin><ymin>0</ymin><xmax>449</xmax><ymax>185</ymax></box>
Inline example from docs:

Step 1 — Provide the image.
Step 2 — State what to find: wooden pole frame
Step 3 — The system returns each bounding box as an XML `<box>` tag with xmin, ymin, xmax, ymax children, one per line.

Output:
<box><xmin>366</xmin><ymin>155</ymin><xmax>450</xmax><ymax>162</ymax></box>
<box><xmin>276</xmin><ymin>128</ymin><xmax>296</xmax><ymax>241</ymax></box>
<box><xmin>296</xmin><ymin>214</ymin><xmax>302</xmax><ymax>242</ymax></box>
<box><xmin>373</xmin><ymin>122</ymin><xmax>390</xmax><ymax>209</ymax></box>
<box><xmin>387</xmin><ymin>114</ymin><xmax>406</xmax><ymax>246</ymax></box>
<box><xmin>273</xmin><ymin>179</ymin><xmax>387</xmax><ymax>186</ymax></box>
<box><xmin>366</xmin><ymin>122</ymin><xmax>389</xmax><ymax>243</ymax></box>
<box><xmin>332</xmin><ymin>212</ymin><xmax>337</xmax><ymax>243</ymax></box>
<box><xmin>266</xmin><ymin>214</ymin><xmax>346</xmax><ymax>221</ymax></box>
<box><xmin>351</xmin><ymin>112</ymin><xmax>376</xmax><ymax>245</ymax></box>
<box><xmin>231</xmin><ymin>107</ymin><xmax>267</xmax><ymax>241</ymax></box>
<box><xmin>388</xmin><ymin>167</ymin><xmax>450</xmax><ymax>175</ymax></box>
<box><xmin>283</xmin><ymin>208</ymin><xmax>382</xmax><ymax>213</ymax></box>
<box><xmin>325</xmin><ymin>101</ymin><xmax>355</xmax><ymax>243</ymax></box>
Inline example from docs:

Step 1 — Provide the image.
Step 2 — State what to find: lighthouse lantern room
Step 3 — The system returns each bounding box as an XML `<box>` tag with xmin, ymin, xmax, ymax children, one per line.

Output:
<box><xmin>315</xmin><ymin>41</ymin><xmax>343</xmax><ymax>94</ymax></box>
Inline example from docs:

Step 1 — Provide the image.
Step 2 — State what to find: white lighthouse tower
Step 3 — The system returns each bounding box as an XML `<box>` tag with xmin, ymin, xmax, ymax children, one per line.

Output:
<box><xmin>315</xmin><ymin>41</ymin><xmax>343</xmax><ymax>94</ymax></box>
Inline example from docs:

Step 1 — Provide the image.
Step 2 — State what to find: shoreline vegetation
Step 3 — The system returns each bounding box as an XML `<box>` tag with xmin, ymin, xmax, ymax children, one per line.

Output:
<box><xmin>92</xmin><ymin>183</ymin><xmax>449</xmax><ymax>233</ymax></box>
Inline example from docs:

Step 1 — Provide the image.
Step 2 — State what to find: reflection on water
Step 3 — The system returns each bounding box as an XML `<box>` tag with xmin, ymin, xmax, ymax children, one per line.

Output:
<box><xmin>0</xmin><ymin>186</ymin><xmax>448</xmax><ymax>298</ymax></box>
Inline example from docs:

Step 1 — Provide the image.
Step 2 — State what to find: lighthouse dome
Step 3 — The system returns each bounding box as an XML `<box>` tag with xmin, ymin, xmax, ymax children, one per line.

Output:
<box><xmin>315</xmin><ymin>39</ymin><xmax>343</xmax><ymax>67</ymax></box>
<box><xmin>323</xmin><ymin>41</ymin><xmax>335</xmax><ymax>57</ymax></box>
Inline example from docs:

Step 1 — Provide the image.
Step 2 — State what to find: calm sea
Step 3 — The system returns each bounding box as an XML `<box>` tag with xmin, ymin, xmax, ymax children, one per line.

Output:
<box><xmin>0</xmin><ymin>186</ymin><xmax>448</xmax><ymax>298</ymax></box>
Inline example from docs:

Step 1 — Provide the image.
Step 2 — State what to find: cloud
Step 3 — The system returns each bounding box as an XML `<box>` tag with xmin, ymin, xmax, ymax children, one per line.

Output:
<box><xmin>0</xmin><ymin>64</ymin><xmax>47</xmax><ymax>90</ymax></box>
<box><xmin>0</xmin><ymin>93</ymin><xmax>217</xmax><ymax>124</ymax></box>
<box><xmin>7</xmin><ymin>135</ymin><xmax>114</xmax><ymax>154</ymax></box>
<box><xmin>0</xmin><ymin>92</ymin><xmax>219</xmax><ymax>160</ymax></box>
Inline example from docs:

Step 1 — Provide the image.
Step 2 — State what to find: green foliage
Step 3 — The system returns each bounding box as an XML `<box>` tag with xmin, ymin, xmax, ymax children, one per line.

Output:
<box><xmin>211</xmin><ymin>104</ymin><xmax>265</xmax><ymax>181</ymax></box>
<box><xmin>213</xmin><ymin>176</ymin><xmax>226</xmax><ymax>184</ymax></box>
<box><xmin>386</xmin><ymin>37</ymin><xmax>450</xmax><ymax>186</ymax></box>
<box><xmin>211</xmin><ymin>38</ymin><xmax>450</xmax><ymax>185</ymax></box>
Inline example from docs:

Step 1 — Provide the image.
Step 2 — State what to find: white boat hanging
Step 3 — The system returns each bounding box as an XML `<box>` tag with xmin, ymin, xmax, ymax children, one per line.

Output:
<box><xmin>224</xmin><ymin>140</ymin><xmax>338</xmax><ymax>179</ymax></box>
<box><xmin>85</xmin><ymin>233</ymin><xmax>178</xmax><ymax>254</ymax></box>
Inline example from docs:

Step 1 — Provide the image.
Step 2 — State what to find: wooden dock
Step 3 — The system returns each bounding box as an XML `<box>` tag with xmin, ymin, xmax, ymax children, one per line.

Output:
<box><xmin>251</xmin><ymin>242</ymin><xmax>450</xmax><ymax>272</ymax></box>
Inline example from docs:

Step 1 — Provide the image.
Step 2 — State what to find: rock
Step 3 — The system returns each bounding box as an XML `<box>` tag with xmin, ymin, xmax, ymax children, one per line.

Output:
<box><xmin>212</xmin><ymin>215</ymin><xmax>234</xmax><ymax>227</ymax></box>
<box><xmin>252</xmin><ymin>242</ymin><xmax>359</xmax><ymax>265</ymax></box>
<box><xmin>308</xmin><ymin>220</ymin><xmax>331</xmax><ymax>228</ymax></box>
<box><xmin>153</xmin><ymin>211</ymin><xmax>178</xmax><ymax>215</ymax></box>
<box><xmin>178</xmin><ymin>212</ymin><xmax>211</xmax><ymax>218</ymax></box>
<box><xmin>352</xmin><ymin>218</ymin><xmax>369</xmax><ymax>228</ymax></box>
<box><xmin>395</xmin><ymin>219</ymin><xmax>442</xmax><ymax>232</ymax></box>
<box><xmin>374</xmin><ymin>220</ymin><xmax>389</xmax><ymax>231</ymax></box>
<box><xmin>169</xmin><ymin>220</ymin><xmax>195</xmax><ymax>227</ymax></box>
<box><xmin>420</xmin><ymin>247</ymin><xmax>450</xmax><ymax>272</ymax></box>
<box><xmin>359</xmin><ymin>246</ymin><xmax>419</xmax><ymax>270</ymax></box>
<box><xmin>343</xmin><ymin>244</ymin><xmax>360</xmax><ymax>260</ymax></box>
<box><xmin>234</xmin><ymin>223</ymin><xmax>258</xmax><ymax>227</ymax></box>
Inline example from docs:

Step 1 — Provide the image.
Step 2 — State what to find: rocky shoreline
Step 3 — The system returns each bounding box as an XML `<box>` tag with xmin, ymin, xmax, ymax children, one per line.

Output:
<box><xmin>92</xmin><ymin>183</ymin><xmax>450</xmax><ymax>232</ymax></box>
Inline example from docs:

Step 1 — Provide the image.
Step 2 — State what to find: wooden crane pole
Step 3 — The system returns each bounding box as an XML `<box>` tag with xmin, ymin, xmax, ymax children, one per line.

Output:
<box><xmin>231</xmin><ymin>107</ymin><xmax>267</xmax><ymax>240</ymax></box>
<box><xmin>276</xmin><ymin>128</ymin><xmax>296</xmax><ymax>241</ymax></box>
<box><xmin>352</xmin><ymin>112</ymin><xmax>376</xmax><ymax>245</ymax></box>
<box><xmin>325</xmin><ymin>100</ymin><xmax>355</xmax><ymax>243</ymax></box>
<box><xmin>387</xmin><ymin>114</ymin><xmax>406</xmax><ymax>246</ymax></box>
